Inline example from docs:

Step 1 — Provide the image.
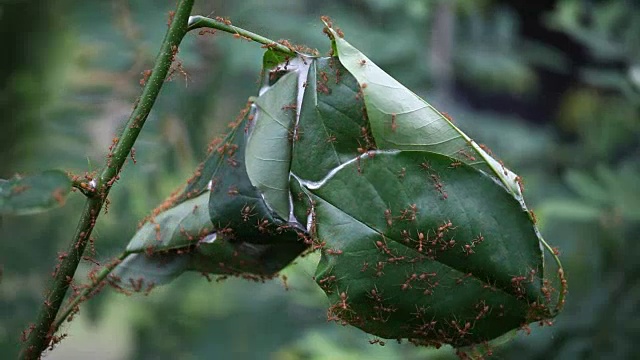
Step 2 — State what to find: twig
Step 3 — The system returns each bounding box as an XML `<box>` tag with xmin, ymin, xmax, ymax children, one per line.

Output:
<box><xmin>187</xmin><ymin>15</ymin><xmax>297</xmax><ymax>56</ymax></box>
<box><xmin>39</xmin><ymin>12</ymin><xmax>308</xmax><ymax>345</ymax></box>
<box><xmin>70</xmin><ymin>178</ymin><xmax>96</xmax><ymax>197</ymax></box>
<box><xmin>52</xmin><ymin>252</ymin><xmax>130</xmax><ymax>334</ymax></box>
<box><xmin>19</xmin><ymin>0</ymin><xmax>195</xmax><ymax>358</ymax></box>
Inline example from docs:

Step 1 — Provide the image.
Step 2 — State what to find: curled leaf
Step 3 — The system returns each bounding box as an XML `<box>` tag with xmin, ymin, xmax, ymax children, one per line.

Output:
<box><xmin>246</xmin><ymin>70</ymin><xmax>299</xmax><ymax>220</ymax></box>
<box><xmin>114</xmin><ymin>87</ymin><xmax>309</xmax><ymax>291</ymax></box>
<box><xmin>326</xmin><ymin>27</ymin><xmax>524</xmax><ymax>199</ymax></box>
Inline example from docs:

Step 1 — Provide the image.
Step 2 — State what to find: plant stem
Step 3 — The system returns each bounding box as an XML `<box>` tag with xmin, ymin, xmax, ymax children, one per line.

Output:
<box><xmin>70</xmin><ymin>178</ymin><xmax>95</xmax><ymax>197</ymax></box>
<box><xmin>52</xmin><ymin>252</ymin><xmax>130</xmax><ymax>334</ymax></box>
<box><xmin>19</xmin><ymin>0</ymin><xmax>195</xmax><ymax>358</ymax></box>
<box><xmin>538</xmin><ymin>237</ymin><xmax>568</xmax><ymax>314</ymax></box>
<box><xmin>187</xmin><ymin>15</ymin><xmax>297</xmax><ymax>56</ymax></box>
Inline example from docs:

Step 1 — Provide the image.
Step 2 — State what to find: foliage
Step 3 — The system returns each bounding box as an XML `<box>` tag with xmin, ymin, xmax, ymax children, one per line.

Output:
<box><xmin>0</xmin><ymin>171</ymin><xmax>71</xmax><ymax>216</ymax></box>
<box><xmin>1</xmin><ymin>0</ymin><xmax>638</xmax><ymax>359</ymax></box>
<box><xmin>102</xmin><ymin>17</ymin><xmax>563</xmax><ymax>354</ymax></box>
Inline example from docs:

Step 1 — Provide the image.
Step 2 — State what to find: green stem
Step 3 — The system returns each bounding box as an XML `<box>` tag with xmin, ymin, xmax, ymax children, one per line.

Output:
<box><xmin>187</xmin><ymin>15</ymin><xmax>297</xmax><ymax>56</ymax></box>
<box><xmin>52</xmin><ymin>252</ymin><xmax>130</xmax><ymax>334</ymax></box>
<box><xmin>70</xmin><ymin>178</ymin><xmax>95</xmax><ymax>198</ymax></box>
<box><xmin>19</xmin><ymin>1</ymin><xmax>195</xmax><ymax>358</ymax></box>
<box><xmin>538</xmin><ymin>237</ymin><xmax>567</xmax><ymax>314</ymax></box>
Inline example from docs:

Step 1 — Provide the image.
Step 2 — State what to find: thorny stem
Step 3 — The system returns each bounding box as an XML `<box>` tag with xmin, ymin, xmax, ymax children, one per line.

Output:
<box><xmin>187</xmin><ymin>15</ymin><xmax>297</xmax><ymax>57</ymax></box>
<box><xmin>19</xmin><ymin>0</ymin><xmax>195</xmax><ymax>358</ymax></box>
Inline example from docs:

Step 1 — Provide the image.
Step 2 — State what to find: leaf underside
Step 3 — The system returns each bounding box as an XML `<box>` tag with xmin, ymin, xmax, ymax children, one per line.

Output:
<box><xmin>114</xmin><ymin>106</ymin><xmax>307</xmax><ymax>289</ymax></box>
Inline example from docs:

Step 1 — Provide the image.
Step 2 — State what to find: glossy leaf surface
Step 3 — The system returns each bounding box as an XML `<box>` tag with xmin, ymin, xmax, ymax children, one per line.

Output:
<box><xmin>303</xmin><ymin>151</ymin><xmax>547</xmax><ymax>346</ymax></box>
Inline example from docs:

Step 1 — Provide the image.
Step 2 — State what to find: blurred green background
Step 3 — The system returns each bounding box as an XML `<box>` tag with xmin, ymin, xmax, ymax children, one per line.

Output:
<box><xmin>1</xmin><ymin>0</ymin><xmax>639</xmax><ymax>359</ymax></box>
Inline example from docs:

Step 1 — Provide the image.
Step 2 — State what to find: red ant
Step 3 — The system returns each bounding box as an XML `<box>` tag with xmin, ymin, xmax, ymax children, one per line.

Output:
<box><xmin>241</xmin><ymin>205</ymin><xmax>255</xmax><ymax>221</ymax></box>
<box><xmin>384</xmin><ymin>209</ymin><xmax>393</xmax><ymax>226</ymax></box>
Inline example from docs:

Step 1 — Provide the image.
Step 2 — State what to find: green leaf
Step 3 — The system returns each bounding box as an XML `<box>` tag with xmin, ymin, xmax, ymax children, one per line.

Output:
<box><xmin>207</xmin><ymin>103</ymin><xmax>301</xmax><ymax>242</ymax></box>
<box><xmin>291</xmin><ymin>57</ymin><xmax>370</xmax><ymax>181</ymax></box>
<box><xmin>0</xmin><ymin>170</ymin><xmax>71</xmax><ymax>215</ymax></box>
<box><xmin>114</xmin><ymin>108</ymin><xmax>308</xmax><ymax>290</ymax></box>
<box><xmin>115</xmin><ymin>186</ymin><xmax>306</xmax><ymax>289</ymax></box>
<box><xmin>302</xmin><ymin>151</ymin><xmax>549</xmax><ymax>347</ymax></box>
<box><xmin>246</xmin><ymin>70</ymin><xmax>299</xmax><ymax>220</ymax></box>
<box><xmin>178</xmin><ymin>126</ymin><xmax>241</xmax><ymax>204</ymax></box>
<box><xmin>207</xmin><ymin>109</ymin><xmax>275</xmax><ymax>241</ymax></box>
<box><xmin>112</xmin><ymin>191</ymin><xmax>212</xmax><ymax>289</ymax></box>
<box><xmin>190</xmin><ymin>235</ymin><xmax>307</xmax><ymax>276</ymax></box>
<box><xmin>111</xmin><ymin>253</ymin><xmax>189</xmax><ymax>290</ymax></box>
<box><xmin>262</xmin><ymin>48</ymin><xmax>291</xmax><ymax>70</ymax></box>
<box><xmin>326</xmin><ymin>28</ymin><xmax>524</xmax><ymax>199</ymax></box>
<box><xmin>125</xmin><ymin>192</ymin><xmax>213</xmax><ymax>253</ymax></box>
<box><xmin>205</xmin><ymin>103</ymin><xmax>308</xmax><ymax>270</ymax></box>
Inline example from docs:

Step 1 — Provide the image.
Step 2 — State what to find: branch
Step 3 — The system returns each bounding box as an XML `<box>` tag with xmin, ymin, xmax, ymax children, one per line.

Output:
<box><xmin>52</xmin><ymin>252</ymin><xmax>131</xmax><ymax>334</ymax></box>
<box><xmin>70</xmin><ymin>177</ymin><xmax>96</xmax><ymax>198</ymax></box>
<box><xmin>187</xmin><ymin>15</ymin><xmax>297</xmax><ymax>56</ymax></box>
<box><xmin>19</xmin><ymin>0</ymin><xmax>195</xmax><ymax>358</ymax></box>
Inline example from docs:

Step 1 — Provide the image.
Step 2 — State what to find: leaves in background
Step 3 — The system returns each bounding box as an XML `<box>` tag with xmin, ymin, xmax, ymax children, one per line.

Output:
<box><xmin>0</xmin><ymin>170</ymin><xmax>71</xmax><ymax>216</ymax></box>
